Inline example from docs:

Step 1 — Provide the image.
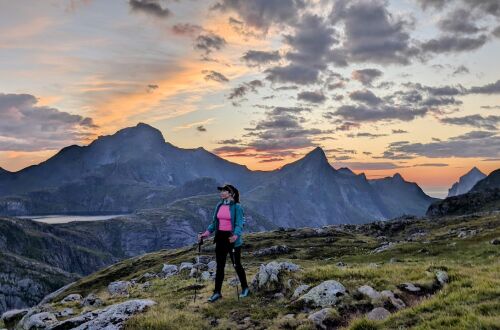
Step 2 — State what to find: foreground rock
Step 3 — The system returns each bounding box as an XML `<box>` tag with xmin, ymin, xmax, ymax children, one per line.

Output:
<box><xmin>250</xmin><ymin>261</ymin><xmax>300</xmax><ymax>291</ymax></box>
<box><xmin>107</xmin><ymin>281</ymin><xmax>132</xmax><ymax>297</ymax></box>
<box><xmin>298</xmin><ymin>280</ymin><xmax>346</xmax><ymax>308</ymax></box>
<box><xmin>367</xmin><ymin>307</ymin><xmax>391</xmax><ymax>321</ymax></box>
<box><xmin>252</xmin><ymin>245</ymin><xmax>290</xmax><ymax>257</ymax></box>
<box><xmin>1</xmin><ymin>308</ymin><xmax>29</xmax><ymax>329</ymax></box>
<box><xmin>307</xmin><ymin>308</ymin><xmax>340</xmax><ymax>329</ymax></box>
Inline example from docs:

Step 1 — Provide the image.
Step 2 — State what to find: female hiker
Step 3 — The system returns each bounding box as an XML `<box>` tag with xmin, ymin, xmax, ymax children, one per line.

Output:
<box><xmin>198</xmin><ymin>184</ymin><xmax>249</xmax><ymax>302</ymax></box>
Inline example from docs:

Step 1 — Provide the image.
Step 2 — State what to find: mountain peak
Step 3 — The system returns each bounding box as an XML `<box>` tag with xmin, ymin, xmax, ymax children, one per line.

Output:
<box><xmin>393</xmin><ymin>173</ymin><xmax>404</xmax><ymax>181</ymax></box>
<box><xmin>468</xmin><ymin>166</ymin><xmax>484</xmax><ymax>176</ymax></box>
<box><xmin>303</xmin><ymin>147</ymin><xmax>329</xmax><ymax>162</ymax></box>
<box><xmin>94</xmin><ymin>122</ymin><xmax>166</xmax><ymax>146</ymax></box>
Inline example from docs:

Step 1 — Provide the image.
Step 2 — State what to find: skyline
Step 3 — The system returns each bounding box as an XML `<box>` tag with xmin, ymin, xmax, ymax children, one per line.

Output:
<box><xmin>1</xmin><ymin>0</ymin><xmax>499</xmax><ymax>198</ymax></box>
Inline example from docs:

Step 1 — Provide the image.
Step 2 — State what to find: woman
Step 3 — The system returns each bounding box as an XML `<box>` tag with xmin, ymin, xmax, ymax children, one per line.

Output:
<box><xmin>198</xmin><ymin>184</ymin><xmax>249</xmax><ymax>302</ymax></box>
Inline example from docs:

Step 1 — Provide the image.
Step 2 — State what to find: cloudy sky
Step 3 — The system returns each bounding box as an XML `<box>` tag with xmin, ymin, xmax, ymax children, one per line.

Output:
<box><xmin>1</xmin><ymin>0</ymin><xmax>499</xmax><ymax>197</ymax></box>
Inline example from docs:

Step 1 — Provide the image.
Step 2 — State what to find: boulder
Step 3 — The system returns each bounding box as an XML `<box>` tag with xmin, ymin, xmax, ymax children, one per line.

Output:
<box><xmin>1</xmin><ymin>308</ymin><xmax>29</xmax><ymax>329</ymax></box>
<box><xmin>250</xmin><ymin>261</ymin><xmax>300</xmax><ymax>291</ymax></box>
<box><xmin>19</xmin><ymin>311</ymin><xmax>58</xmax><ymax>330</ymax></box>
<box><xmin>380</xmin><ymin>290</ymin><xmax>406</xmax><ymax>310</ymax></box>
<box><xmin>398</xmin><ymin>282</ymin><xmax>421</xmax><ymax>294</ymax></box>
<box><xmin>207</xmin><ymin>261</ymin><xmax>217</xmax><ymax>271</ymax></box>
<box><xmin>54</xmin><ymin>308</ymin><xmax>74</xmax><ymax>318</ymax></box>
<box><xmin>194</xmin><ymin>255</ymin><xmax>212</xmax><ymax>264</ymax></box>
<box><xmin>107</xmin><ymin>281</ymin><xmax>132</xmax><ymax>297</ymax></box>
<box><xmin>298</xmin><ymin>280</ymin><xmax>346</xmax><ymax>308</ymax></box>
<box><xmin>192</xmin><ymin>262</ymin><xmax>208</xmax><ymax>271</ymax></box>
<box><xmin>371</xmin><ymin>242</ymin><xmax>396</xmax><ymax>254</ymax></box>
<box><xmin>367</xmin><ymin>307</ymin><xmax>391</xmax><ymax>321</ymax></box>
<box><xmin>307</xmin><ymin>308</ymin><xmax>339</xmax><ymax>330</ymax></box>
<box><xmin>491</xmin><ymin>238</ymin><xmax>500</xmax><ymax>245</ymax></box>
<box><xmin>252</xmin><ymin>245</ymin><xmax>290</xmax><ymax>257</ymax></box>
<box><xmin>81</xmin><ymin>293</ymin><xmax>102</xmax><ymax>308</ymax></box>
<box><xmin>201</xmin><ymin>271</ymin><xmax>215</xmax><ymax>281</ymax></box>
<box><xmin>161</xmin><ymin>264</ymin><xmax>178</xmax><ymax>277</ymax></box>
<box><xmin>435</xmin><ymin>270</ymin><xmax>449</xmax><ymax>286</ymax></box>
<box><xmin>357</xmin><ymin>285</ymin><xmax>382</xmax><ymax>302</ymax></box>
<box><xmin>179</xmin><ymin>262</ymin><xmax>193</xmax><ymax>273</ymax></box>
<box><xmin>61</xmin><ymin>294</ymin><xmax>82</xmax><ymax>304</ymax></box>
<box><xmin>291</xmin><ymin>284</ymin><xmax>310</xmax><ymax>300</ymax></box>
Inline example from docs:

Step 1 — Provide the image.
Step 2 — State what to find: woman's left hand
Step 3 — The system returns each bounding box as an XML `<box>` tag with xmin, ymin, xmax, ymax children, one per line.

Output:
<box><xmin>229</xmin><ymin>234</ymin><xmax>238</xmax><ymax>243</ymax></box>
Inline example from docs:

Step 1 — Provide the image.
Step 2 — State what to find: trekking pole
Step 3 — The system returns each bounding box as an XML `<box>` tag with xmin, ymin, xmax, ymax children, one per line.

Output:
<box><xmin>229</xmin><ymin>247</ymin><xmax>240</xmax><ymax>301</ymax></box>
<box><xmin>193</xmin><ymin>232</ymin><xmax>203</xmax><ymax>303</ymax></box>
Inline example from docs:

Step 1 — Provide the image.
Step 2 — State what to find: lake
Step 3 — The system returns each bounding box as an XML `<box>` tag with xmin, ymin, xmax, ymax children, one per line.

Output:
<box><xmin>17</xmin><ymin>214</ymin><xmax>131</xmax><ymax>224</ymax></box>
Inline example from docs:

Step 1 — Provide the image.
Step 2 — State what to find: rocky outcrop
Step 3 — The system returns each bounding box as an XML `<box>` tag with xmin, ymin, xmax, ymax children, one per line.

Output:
<box><xmin>298</xmin><ymin>280</ymin><xmax>346</xmax><ymax>308</ymax></box>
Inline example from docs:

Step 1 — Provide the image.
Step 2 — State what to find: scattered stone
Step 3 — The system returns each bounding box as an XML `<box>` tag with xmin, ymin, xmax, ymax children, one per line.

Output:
<box><xmin>368</xmin><ymin>263</ymin><xmax>380</xmax><ymax>268</ymax></box>
<box><xmin>61</xmin><ymin>294</ymin><xmax>82</xmax><ymax>304</ymax></box>
<box><xmin>195</xmin><ymin>255</ymin><xmax>212</xmax><ymax>264</ymax></box>
<box><xmin>192</xmin><ymin>262</ymin><xmax>208</xmax><ymax>271</ymax></box>
<box><xmin>298</xmin><ymin>280</ymin><xmax>346</xmax><ymax>308</ymax></box>
<box><xmin>250</xmin><ymin>261</ymin><xmax>300</xmax><ymax>291</ymax></box>
<box><xmin>490</xmin><ymin>238</ymin><xmax>500</xmax><ymax>245</ymax></box>
<box><xmin>435</xmin><ymin>270</ymin><xmax>449</xmax><ymax>286</ymax></box>
<box><xmin>283</xmin><ymin>314</ymin><xmax>295</xmax><ymax>319</ymax></box>
<box><xmin>19</xmin><ymin>311</ymin><xmax>58</xmax><ymax>330</ymax></box>
<box><xmin>201</xmin><ymin>271</ymin><xmax>215</xmax><ymax>281</ymax></box>
<box><xmin>107</xmin><ymin>281</ymin><xmax>132</xmax><ymax>296</ymax></box>
<box><xmin>228</xmin><ymin>277</ymin><xmax>240</xmax><ymax>286</ymax></box>
<box><xmin>252</xmin><ymin>245</ymin><xmax>290</xmax><ymax>257</ymax></box>
<box><xmin>55</xmin><ymin>308</ymin><xmax>74</xmax><ymax>318</ymax></box>
<box><xmin>336</xmin><ymin>262</ymin><xmax>347</xmax><ymax>268</ymax></box>
<box><xmin>189</xmin><ymin>268</ymin><xmax>198</xmax><ymax>278</ymax></box>
<box><xmin>273</xmin><ymin>293</ymin><xmax>285</xmax><ymax>300</ymax></box>
<box><xmin>380</xmin><ymin>290</ymin><xmax>406</xmax><ymax>310</ymax></box>
<box><xmin>457</xmin><ymin>230</ymin><xmax>477</xmax><ymax>239</ymax></box>
<box><xmin>399</xmin><ymin>282</ymin><xmax>421</xmax><ymax>293</ymax></box>
<box><xmin>1</xmin><ymin>308</ymin><xmax>29</xmax><ymax>329</ymax></box>
<box><xmin>308</xmin><ymin>308</ymin><xmax>339</xmax><ymax>330</ymax></box>
<box><xmin>179</xmin><ymin>262</ymin><xmax>193</xmax><ymax>272</ymax></box>
<box><xmin>367</xmin><ymin>307</ymin><xmax>391</xmax><ymax>321</ymax></box>
<box><xmin>81</xmin><ymin>293</ymin><xmax>102</xmax><ymax>308</ymax></box>
<box><xmin>162</xmin><ymin>264</ymin><xmax>178</xmax><ymax>277</ymax></box>
<box><xmin>358</xmin><ymin>285</ymin><xmax>382</xmax><ymax>302</ymax></box>
<box><xmin>141</xmin><ymin>281</ymin><xmax>152</xmax><ymax>290</ymax></box>
<box><xmin>292</xmin><ymin>284</ymin><xmax>310</xmax><ymax>300</ymax></box>
<box><xmin>389</xmin><ymin>258</ymin><xmax>402</xmax><ymax>263</ymax></box>
<box><xmin>207</xmin><ymin>260</ymin><xmax>217</xmax><ymax>271</ymax></box>
<box><xmin>371</xmin><ymin>242</ymin><xmax>396</xmax><ymax>254</ymax></box>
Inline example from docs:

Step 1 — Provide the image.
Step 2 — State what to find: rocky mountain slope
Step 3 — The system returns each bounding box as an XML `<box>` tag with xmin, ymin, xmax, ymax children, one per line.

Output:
<box><xmin>447</xmin><ymin>167</ymin><xmax>486</xmax><ymax>197</ymax></box>
<box><xmin>0</xmin><ymin>123</ymin><xmax>436</xmax><ymax>225</ymax></box>
<box><xmin>3</xmin><ymin>210</ymin><xmax>498</xmax><ymax>329</ymax></box>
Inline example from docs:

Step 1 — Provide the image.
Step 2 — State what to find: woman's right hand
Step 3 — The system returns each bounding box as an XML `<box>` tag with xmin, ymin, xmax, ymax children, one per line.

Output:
<box><xmin>198</xmin><ymin>230</ymin><xmax>210</xmax><ymax>241</ymax></box>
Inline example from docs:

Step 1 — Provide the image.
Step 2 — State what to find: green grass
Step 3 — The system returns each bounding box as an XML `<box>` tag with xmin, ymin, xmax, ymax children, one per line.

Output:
<box><xmin>43</xmin><ymin>212</ymin><xmax>500</xmax><ymax>329</ymax></box>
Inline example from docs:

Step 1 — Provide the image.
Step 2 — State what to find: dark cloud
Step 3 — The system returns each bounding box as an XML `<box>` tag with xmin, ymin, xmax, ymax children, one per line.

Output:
<box><xmin>439</xmin><ymin>114</ymin><xmax>500</xmax><ymax>130</ymax></box>
<box><xmin>417</xmin><ymin>0</ymin><xmax>447</xmax><ymax>10</ymax></box>
<box><xmin>333</xmin><ymin>104</ymin><xmax>428</xmax><ymax>122</ymax></box>
<box><xmin>258</xmin><ymin>157</ymin><xmax>285</xmax><ymax>163</ymax></box>
<box><xmin>347</xmin><ymin>132</ymin><xmax>388</xmax><ymax>138</ymax></box>
<box><xmin>468</xmin><ymin>80</ymin><xmax>500</xmax><ymax>94</ymax></box>
<box><xmin>330</xmin><ymin>0</ymin><xmax>418</xmax><ymax>65</ymax></box>
<box><xmin>349</xmin><ymin>89</ymin><xmax>383</xmax><ymax>105</ymax></box>
<box><xmin>265</xmin><ymin>64</ymin><xmax>320</xmax><ymax>85</ymax></box>
<box><xmin>392</xmin><ymin>129</ymin><xmax>408</xmax><ymax>134</ymax></box>
<box><xmin>211</xmin><ymin>0</ymin><xmax>306</xmax><ymax>32</ymax></box>
<box><xmin>196</xmin><ymin>125</ymin><xmax>207</xmax><ymax>132</ymax></box>
<box><xmin>418</xmin><ymin>0</ymin><xmax>500</xmax><ymax>17</ymax></box>
<box><xmin>171</xmin><ymin>23</ymin><xmax>203</xmax><ymax>36</ymax></box>
<box><xmin>332</xmin><ymin>161</ymin><xmax>401</xmax><ymax>170</ymax></box>
<box><xmin>385</xmin><ymin>130</ymin><xmax>500</xmax><ymax>158</ymax></box>
<box><xmin>351</xmin><ymin>69</ymin><xmax>383</xmax><ymax>86</ymax></box>
<box><xmin>412</xmin><ymin>163</ymin><xmax>449</xmax><ymax>167</ymax></box>
<box><xmin>420</xmin><ymin>34</ymin><xmax>488</xmax><ymax>54</ymax></box>
<box><xmin>452</xmin><ymin>65</ymin><xmax>470</xmax><ymax>75</ymax></box>
<box><xmin>217</xmin><ymin>138</ymin><xmax>241</xmax><ymax>144</ymax></box>
<box><xmin>481</xmin><ymin>105</ymin><xmax>500</xmax><ymax>110</ymax></box>
<box><xmin>493</xmin><ymin>25</ymin><xmax>500</xmax><ymax>38</ymax></box>
<box><xmin>269</xmin><ymin>106</ymin><xmax>311</xmax><ymax>115</ymax></box>
<box><xmin>297</xmin><ymin>91</ymin><xmax>326</xmax><ymax>104</ymax></box>
<box><xmin>438</xmin><ymin>8</ymin><xmax>484</xmax><ymax>34</ymax></box>
<box><xmin>129</xmin><ymin>0</ymin><xmax>171</xmax><ymax>18</ymax></box>
<box><xmin>0</xmin><ymin>93</ymin><xmax>98</xmax><ymax>151</ymax></box>
<box><xmin>327</xmin><ymin>81</ymin><xmax>346</xmax><ymax>90</ymax></box>
<box><xmin>146</xmin><ymin>84</ymin><xmax>158</xmax><ymax>92</ymax></box>
<box><xmin>228</xmin><ymin>80</ymin><xmax>264</xmax><ymax>103</ymax></box>
<box><xmin>241</xmin><ymin>50</ymin><xmax>281</xmax><ymax>66</ymax></box>
<box><xmin>194</xmin><ymin>33</ymin><xmax>226</xmax><ymax>54</ymax></box>
<box><xmin>202</xmin><ymin>70</ymin><xmax>229</xmax><ymax>83</ymax></box>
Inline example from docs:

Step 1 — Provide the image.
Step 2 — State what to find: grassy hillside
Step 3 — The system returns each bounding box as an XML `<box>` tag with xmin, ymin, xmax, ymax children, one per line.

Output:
<box><xmin>43</xmin><ymin>211</ymin><xmax>499</xmax><ymax>329</ymax></box>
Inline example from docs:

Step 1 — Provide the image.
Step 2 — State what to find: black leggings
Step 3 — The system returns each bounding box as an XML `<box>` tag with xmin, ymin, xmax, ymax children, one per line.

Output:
<box><xmin>214</xmin><ymin>230</ymin><xmax>248</xmax><ymax>294</ymax></box>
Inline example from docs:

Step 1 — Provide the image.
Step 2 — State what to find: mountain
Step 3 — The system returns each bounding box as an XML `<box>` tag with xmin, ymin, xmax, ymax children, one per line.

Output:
<box><xmin>427</xmin><ymin>168</ymin><xmax>500</xmax><ymax>216</ymax></box>
<box><xmin>447</xmin><ymin>167</ymin><xmax>486</xmax><ymax>197</ymax></box>
<box><xmin>243</xmin><ymin>148</ymin><xmax>436</xmax><ymax>227</ymax></box>
<box><xmin>0</xmin><ymin>123</ymin><xmax>435</xmax><ymax>223</ymax></box>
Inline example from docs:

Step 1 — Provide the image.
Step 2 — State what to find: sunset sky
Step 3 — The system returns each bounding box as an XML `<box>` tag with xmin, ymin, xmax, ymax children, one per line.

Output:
<box><xmin>0</xmin><ymin>0</ymin><xmax>499</xmax><ymax>198</ymax></box>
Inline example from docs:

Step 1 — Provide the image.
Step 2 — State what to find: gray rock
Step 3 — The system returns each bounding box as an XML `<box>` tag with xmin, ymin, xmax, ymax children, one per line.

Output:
<box><xmin>250</xmin><ymin>261</ymin><xmax>300</xmax><ymax>291</ymax></box>
<box><xmin>308</xmin><ymin>308</ymin><xmax>337</xmax><ymax>330</ymax></box>
<box><xmin>161</xmin><ymin>264</ymin><xmax>178</xmax><ymax>277</ymax></box>
<box><xmin>201</xmin><ymin>271</ymin><xmax>215</xmax><ymax>281</ymax></box>
<box><xmin>179</xmin><ymin>262</ymin><xmax>193</xmax><ymax>273</ymax></box>
<box><xmin>335</xmin><ymin>262</ymin><xmax>347</xmax><ymax>268</ymax></box>
<box><xmin>358</xmin><ymin>285</ymin><xmax>382</xmax><ymax>302</ymax></box>
<box><xmin>252</xmin><ymin>245</ymin><xmax>290</xmax><ymax>257</ymax></box>
<box><xmin>189</xmin><ymin>268</ymin><xmax>198</xmax><ymax>278</ymax></box>
<box><xmin>399</xmin><ymin>282</ymin><xmax>421</xmax><ymax>293</ymax></box>
<box><xmin>19</xmin><ymin>311</ymin><xmax>58</xmax><ymax>330</ymax></box>
<box><xmin>141</xmin><ymin>282</ymin><xmax>151</xmax><ymax>290</ymax></box>
<box><xmin>291</xmin><ymin>284</ymin><xmax>310</xmax><ymax>300</ymax></box>
<box><xmin>61</xmin><ymin>294</ymin><xmax>82</xmax><ymax>304</ymax></box>
<box><xmin>228</xmin><ymin>277</ymin><xmax>240</xmax><ymax>287</ymax></box>
<box><xmin>192</xmin><ymin>262</ymin><xmax>208</xmax><ymax>271</ymax></box>
<box><xmin>1</xmin><ymin>308</ymin><xmax>29</xmax><ymax>328</ymax></box>
<box><xmin>367</xmin><ymin>307</ymin><xmax>391</xmax><ymax>321</ymax></box>
<box><xmin>207</xmin><ymin>261</ymin><xmax>217</xmax><ymax>271</ymax></box>
<box><xmin>380</xmin><ymin>290</ymin><xmax>406</xmax><ymax>310</ymax></box>
<box><xmin>273</xmin><ymin>293</ymin><xmax>285</xmax><ymax>300</ymax></box>
<box><xmin>55</xmin><ymin>308</ymin><xmax>74</xmax><ymax>318</ymax></box>
<box><xmin>107</xmin><ymin>281</ymin><xmax>132</xmax><ymax>296</ymax></box>
<box><xmin>298</xmin><ymin>280</ymin><xmax>346</xmax><ymax>308</ymax></box>
<box><xmin>194</xmin><ymin>255</ymin><xmax>212</xmax><ymax>264</ymax></box>
<box><xmin>435</xmin><ymin>270</ymin><xmax>449</xmax><ymax>286</ymax></box>
<box><xmin>371</xmin><ymin>242</ymin><xmax>396</xmax><ymax>254</ymax></box>
<box><xmin>81</xmin><ymin>293</ymin><xmax>102</xmax><ymax>308</ymax></box>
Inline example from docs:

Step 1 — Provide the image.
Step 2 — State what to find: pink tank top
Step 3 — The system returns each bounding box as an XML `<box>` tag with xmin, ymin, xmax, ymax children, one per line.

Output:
<box><xmin>217</xmin><ymin>204</ymin><xmax>232</xmax><ymax>231</ymax></box>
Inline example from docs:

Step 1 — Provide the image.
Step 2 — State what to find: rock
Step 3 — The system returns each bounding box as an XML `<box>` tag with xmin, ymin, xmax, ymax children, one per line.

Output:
<box><xmin>273</xmin><ymin>293</ymin><xmax>285</xmax><ymax>300</ymax></box>
<box><xmin>141</xmin><ymin>282</ymin><xmax>151</xmax><ymax>290</ymax></box>
<box><xmin>162</xmin><ymin>264</ymin><xmax>178</xmax><ymax>277</ymax></box>
<box><xmin>389</xmin><ymin>258</ymin><xmax>401</xmax><ymax>263</ymax></box>
<box><xmin>435</xmin><ymin>270</ymin><xmax>449</xmax><ymax>286</ymax></box>
<box><xmin>292</xmin><ymin>284</ymin><xmax>310</xmax><ymax>300</ymax></box>
<box><xmin>189</xmin><ymin>268</ymin><xmax>198</xmax><ymax>278</ymax></box>
<box><xmin>307</xmin><ymin>308</ymin><xmax>339</xmax><ymax>330</ymax></box>
<box><xmin>399</xmin><ymin>282</ymin><xmax>421</xmax><ymax>293</ymax></box>
<box><xmin>61</xmin><ymin>294</ymin><xmax>82</xmax><ymax>304</ymax></box>
<box><xmin>490</xmin><ymin>238</ymin><xmax>500</xmax><ymax>245</ymax></box>
<box><xmin>357</xmin><ymin>285</ymin><xmax>382</xmax><ymax>302</ymax></box>
<box><xmin>252</xmin><ymin>245</ymin><xmax>290</xmax><ymax>257</ymax></box>
<box><xmin>192</xmin><ymin>262</ymin><xmax>208</xmax><ymax>271</ymax></box>
<box><xmin>207</xmin><ymin>261</ymin><xmax>217</xmax><ymax>271</ymax></box>
<box><xmin>1</xmin><ymin>308</ymin><xmax>29</xmax><ymax>329</ymax></box>
<box><xmin>55</xmin><ymin>308</ymin><xmax>74</xmax><ymax>318</ymax></box>
<box><xmin>195</xmin><ymin>255</ymin><xmax>212</xmax><ymax>264</ymax></box>
<box><xmin>368</xmin><ymin>263</ymin><xmax>380</xmax><ymax>268</ymax></box>
<box><xmin>250</xmin><ymin>261</ymin><xmax>300</xmax><ymax>291</ymax></box>
<box><xmin>283</xmin><ymin>314</ymin><xmax>295</xmax><ymax>319</ymax></box>
<box><xmin>179</xmin><ymin>262</ymin><xmax>193</xmax><ymax>273</ymax></box>
<box><xmin>335</xmin><ymin>262</ymin><xmax>347</xmax><ymax>268</ymax></box>
<box><xmin>52</xmin><ymin>299</ymin><xmax>155</xmax><ymax>330</ymax></box>
<box><xmin>19</xmin><ymin>311</ymin><xmax>58</xmax><ymax>330</ymax></box>
<box><xmin>298</xmin><ymin>280</ymin><xmax>346</xmax><ymax>308</ymax></box>
<box><xmin>107</xmin><ymin>281</ymin><xmax>132</xmax><ymax>296</ymax></box>
<box><xmin>367</xmin><ymin>307</ymin><xmax>391</xmax><ymax>321</ymax></box>
<box><xmin>201</xmin><ymin>271</ymin><xmax>215</xmax><ymax>281</ymax></box>
<box><xmin>371</xmin><ymin>242</ymin><xmax>396</xmax><ymax>254</ymax></box>
<box><xmin>228</xmin><ymin>277</ymin><xmax>240</xmax><ymax>287</ymax></box>
<box><xmin>380</xmin><ymin>290</ymin><xmax>406</xmax><ymax>310</ymax></box>
<box><xmin>81</xmin><ymin>293</ymin><xmax>103</xmax><ymax>308</ymax></box>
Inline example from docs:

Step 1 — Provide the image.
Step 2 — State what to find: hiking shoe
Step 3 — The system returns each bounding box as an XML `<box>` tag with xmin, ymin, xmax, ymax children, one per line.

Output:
<box><xmin>239</xmin><ymin>287</ymin><xmax>250</xmax><ymax>298</ymax></box>
<box><xmin>208</xmin><ymin>292</ymin><xmax>222</xmax><ymax>302</ymax></box>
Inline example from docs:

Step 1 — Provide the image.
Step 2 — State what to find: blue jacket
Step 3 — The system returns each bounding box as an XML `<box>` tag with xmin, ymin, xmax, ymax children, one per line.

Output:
<box><xmin>207</xmin><ymin>199</ymin><xmax>245</xmax><ymax>247</ymax></box>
